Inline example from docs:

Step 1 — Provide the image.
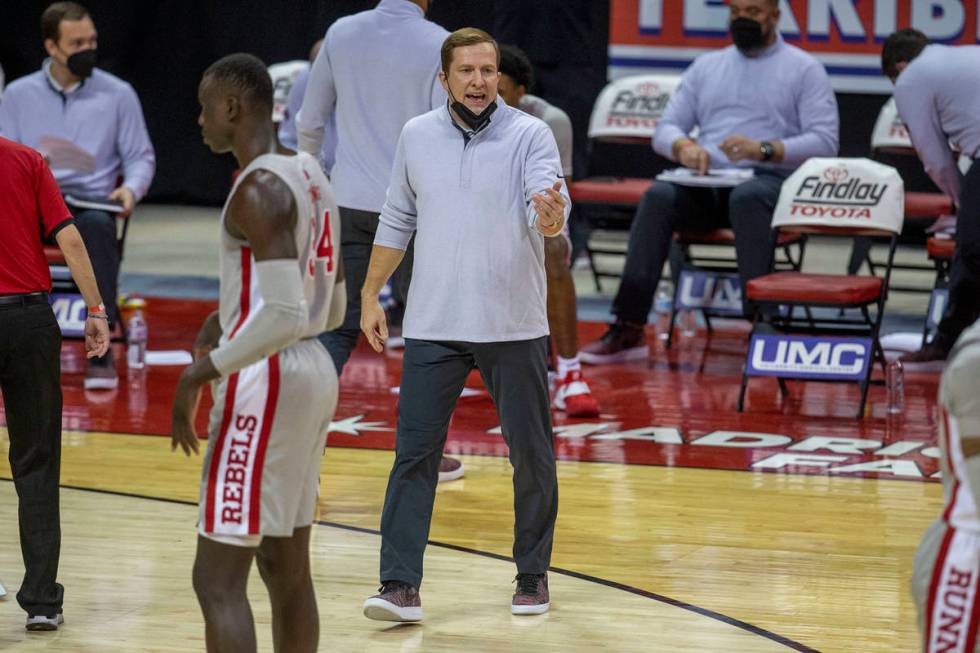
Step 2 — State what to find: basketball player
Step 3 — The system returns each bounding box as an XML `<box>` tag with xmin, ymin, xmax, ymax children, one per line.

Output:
<box><xmin>170</xmin><ymin>53</ymin><xmax>344</xmax><ymax>653</ymax></box>
<box><xmin>912</xmin><ymin>319</ymin><xmax>980</xmax><ymax>651</ymax></box>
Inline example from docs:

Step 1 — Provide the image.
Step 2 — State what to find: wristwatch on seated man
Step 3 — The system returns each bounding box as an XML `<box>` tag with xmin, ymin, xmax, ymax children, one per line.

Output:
<box><xmin>760</xmin><ymin>141</ymin><xmax>775</xmax><ymax>162</ymax></box>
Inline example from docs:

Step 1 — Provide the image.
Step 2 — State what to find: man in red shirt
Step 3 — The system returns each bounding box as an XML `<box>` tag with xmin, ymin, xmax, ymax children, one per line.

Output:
<box><xmin>0</xmin><ymin>136</ymin><xmax>109</xmax><ymax>631</ymax></box>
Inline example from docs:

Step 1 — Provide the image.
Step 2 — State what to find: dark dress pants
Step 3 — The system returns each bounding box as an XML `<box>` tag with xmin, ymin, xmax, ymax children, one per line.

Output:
<box><xmin>74</xmin><ymin>209</ymin><xmax>119</xmax><ymax>367</ymax></box>
<box><xmin>0</xmin><ymin>301</ymin><xmax>64</xmax><ymax>617</ymax></box>
<box><xmin>934</xmin><ymin>160</ymin><xmax>980</xmax><ymax>351</ymax></box>
<box><xmin>379</xmin><ymin>337</ymin><xmax>558</xmax><ymax>588</ymax></box>
<box><xmin>612</xmin><ymin>171</ymin><xmax>787</xmax><ymax>322</ymax></box>
<box><xmin>318</xmin><ymin>207</ymin><xmax>414</xmax><ymax>374</ymax></box>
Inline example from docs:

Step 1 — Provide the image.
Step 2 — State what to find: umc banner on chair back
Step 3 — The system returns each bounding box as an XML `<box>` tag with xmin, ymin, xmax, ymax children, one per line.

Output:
<box><xmin>870</xmin><ymin>98</ymin><xmax>912</xmax><ymax>151</ymax></box>
<box><xmin>587</xmin><ymin>74</ymin><xmax>680</xmax><ymax>141</ymax></box>
<box><xmin>773</xmin><ymin>158</ymin><xmax>905</xmax><ymax>235</ymax></box>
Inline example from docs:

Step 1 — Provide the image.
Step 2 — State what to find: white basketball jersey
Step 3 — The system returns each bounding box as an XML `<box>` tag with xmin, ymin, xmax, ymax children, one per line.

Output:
<box><xmin>217</xmin><ymin>151</ymin><xmax>340</xmax><ymax>349</ymax></box>
<box><xmin>938</xmin><ymin>322</ymin><xmax>980</xmax><ymax>532</ymax></box>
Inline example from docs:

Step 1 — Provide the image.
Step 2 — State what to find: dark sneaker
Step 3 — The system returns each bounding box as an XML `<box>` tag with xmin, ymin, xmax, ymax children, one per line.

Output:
<box><xmin>84</xmin><ymin>360</ymin><xmax>118</xmax><ymax>390</ymax></box>
<box><xmin>363</xmin><ymin>581</ymin><xmax>422</xmax><ymax>622</ymax></box>
<box><xmin>512</xmin><ymin>573</ymin><xmax>549</xmax><ymax>615</ymax></box>
<box><xmin>552</xmin><ymin>369</ymin><xmax>600</xmax><ymax>417</ymax></box>
<box><xmin>438</xmin><ymin>455</ymin><xmax>465</xmax><ymax>483</ymax></box>
<box><xmin>899</xmin><ymin>343</ymin><xmax>948</xmax><ymax>364</ymax></box>
<box><xmin>26</xmin><ymin>613</ymin><xmax>64</xmax><ymax>631</ymax></box>
<box><xmin>579</xmin><ymin>321</ymin><xmax>648</xmax><ymax>365</ymax></box>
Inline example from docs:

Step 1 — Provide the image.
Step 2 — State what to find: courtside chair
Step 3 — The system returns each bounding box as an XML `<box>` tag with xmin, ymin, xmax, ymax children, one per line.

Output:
<box><xmin>737</xmin><ymin>158</ymin><xmax>905</xmax><ymax>419</ymax></box>
<box><xmin>568</xmin><ymin>73</ymin><xmax>680</xmax><ymax>291</ymax></box>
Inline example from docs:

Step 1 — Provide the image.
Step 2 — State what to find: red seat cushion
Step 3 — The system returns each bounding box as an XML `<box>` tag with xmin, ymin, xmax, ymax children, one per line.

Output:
<box><xmin>568</xmin><ymin>177</ymin><xmax>651</xmax><ymax>206</ymax></box>
<box><xmin>905</xmin><ymin>192</ymin><xmax>953</xmax><ymax>219</ymax></box>
<box><xmin>44</xmin><ymin>245</ymin><xmax>66</xmax><ymax>265</ymax></box>
<box><xmin>927</xmin><ymin>236</ymin><xmax>955</xmax><ymax>260</ymax></box>
<box><xmin>747</xmin><ymin>272</ymin><xmax>884</xmax><ymax>305</ymax></box>
<box><xmin>674</xmin><ymin>229</ymin><xmax>802</xmax><ymax>246</ymax></box>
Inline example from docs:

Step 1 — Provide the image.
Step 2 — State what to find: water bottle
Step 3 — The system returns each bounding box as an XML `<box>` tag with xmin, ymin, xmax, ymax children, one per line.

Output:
<box><xmin>679</xmin><ymin>309</ymin><xmax>697</xmax><ymax>338</ymax></box>
<box><xmin>886</xmin><ymin>359</ymin><xmax>904</xmax><ymax>414</ymax></box>
<box><xmin>127</xmin><ymin>309</ymin><xmax>148</xmax><ymax>369</ymax></box>
<box><xmin>654</xmin><ymin>280</ymin><xmax>674</xmax><ymax>342</ymax></box>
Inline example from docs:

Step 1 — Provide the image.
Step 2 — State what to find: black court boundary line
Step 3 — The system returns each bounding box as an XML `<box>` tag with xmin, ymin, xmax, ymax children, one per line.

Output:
<box><xmin>0</xmin><ymin>478</ymin><xmax>819</xmax><ymax>652</ymax></box>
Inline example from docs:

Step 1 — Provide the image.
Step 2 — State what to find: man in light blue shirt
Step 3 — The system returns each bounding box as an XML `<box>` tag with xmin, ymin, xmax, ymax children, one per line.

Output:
<box><xmin>581</xmin><ymin>0</ymin><xmax>838</xmax><ymax>364</ymax></box>
<box><xmin>0</xmin><ymin>2</ymin><xmax>155</xmax><ymax>390</ymax></box>
<box><xmin>358</xmin><ymin>29</ymin><xmax>567</xmax><ymax>621</ymax></box>
<box><xmin>297</xmin><ymin>0</ymin><xmax>446</xmax><ymax>373</ymax></box>
<box><xmin>882</xmin><ymin>30</ymin><xmax>980</xmax><ymax>363</ymax></box>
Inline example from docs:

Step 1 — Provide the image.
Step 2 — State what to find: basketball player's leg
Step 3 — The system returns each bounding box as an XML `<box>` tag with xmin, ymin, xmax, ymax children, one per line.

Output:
<box><xmin>256</xmin><ymin>527</ymin><xmax>317</xmax><ymax>653</ymax></box>
<box><xmin>250</xmin><ymin>340</ymin><xmax>334</xmax><ymax>649</ymax></box>
<box><xmin>544</xmin><ymin>232</ymin><xmax>598</xmax><ymax>417</ymax></box>
<box><xmin>192</xmin><ymin>536</ymin><xmax>259</xmax><ymax>653</ymax></box>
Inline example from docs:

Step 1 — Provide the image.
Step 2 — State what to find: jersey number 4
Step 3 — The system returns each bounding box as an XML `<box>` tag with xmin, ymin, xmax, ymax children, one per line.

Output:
<box><xmin>309</xmin><ymin>210</ymin><xmax>334</xmax><ymax>276</ymax></box>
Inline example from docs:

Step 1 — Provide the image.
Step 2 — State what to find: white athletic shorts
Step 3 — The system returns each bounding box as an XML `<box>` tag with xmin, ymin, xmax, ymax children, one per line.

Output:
<box><xmin>913</xmin><ymin>517</ymin><xmax>980</xmax><ymax>652</ymax></box>
<box><xmin>198</xmin><ymin>338</ymin><xmax>337</xmax><ymax>547</ymax></box>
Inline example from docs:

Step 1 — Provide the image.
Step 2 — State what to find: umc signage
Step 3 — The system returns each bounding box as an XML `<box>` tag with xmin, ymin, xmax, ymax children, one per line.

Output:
<box><xmin>747</xmin><ymin>334</ymin><xmax>872</xmax><ymax>381</ymax></box>
<box><xmin>675</xmin><ymin>270</ymin><xmax>742</xmax><ymax>315</ymax></box>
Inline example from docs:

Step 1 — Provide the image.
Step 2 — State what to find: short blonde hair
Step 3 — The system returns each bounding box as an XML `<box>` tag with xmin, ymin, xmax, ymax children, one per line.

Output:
<box><xmin>440</xmin><ymin>28</ymin><xmax>500</xmax><ymax>73</ymax></box>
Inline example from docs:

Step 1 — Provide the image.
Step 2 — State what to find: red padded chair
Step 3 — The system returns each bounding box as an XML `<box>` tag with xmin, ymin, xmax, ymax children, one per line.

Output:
<box><xmin>568</xmin><ymin>74</ymin><xmax>682</xmax><ymax>291</ymax></box>
<box><xmin>736</xmin><ymin>158</ymin><xmax>905</xmax><ymax>418</ymax></box>
<box><xmin>923</xmin><ymin>232</ymin><xmax>956</xmax><ymax>343</ymax></box>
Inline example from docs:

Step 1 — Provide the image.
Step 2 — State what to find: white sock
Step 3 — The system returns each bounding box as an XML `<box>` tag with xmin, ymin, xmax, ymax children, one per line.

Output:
<box><xmin>557</xmin><ymin>355</ymin><xmax>581</xmax><ymax>378</ymax></box>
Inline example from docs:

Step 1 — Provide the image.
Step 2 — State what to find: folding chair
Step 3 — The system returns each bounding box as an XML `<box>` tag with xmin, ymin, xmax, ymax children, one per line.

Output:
<box><xmin>737</xmin><ymin>158</ymin><xmax>905</xmax><ymax>418</ymax></box>
<box><xmin>568</xmin><ymin>74</ymin><xmax>680</xmax><ymax>291</ymax></box>
<box><xmin>923</xmin><ymin>233</ymin><xmax>956</xmax><ymax>344</ymax></box>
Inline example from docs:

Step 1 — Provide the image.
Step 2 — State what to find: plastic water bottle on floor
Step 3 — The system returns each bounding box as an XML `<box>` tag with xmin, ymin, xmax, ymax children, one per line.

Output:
<box><xmin>127</xmin><ymin>310</ymin><xmax>148</xmax><ymax>369</ymax></box>
<box><xmin>678</xmin><ymin>309</ymin><xmax>697</xmax><ymax>338</ymax></box>
<box><xmin>886</xmin><ymin>359</ymin><xmax>904</xmax><ymax>414</ymax></box>
<box><xmin>654</xmin><ymin>281</ymin><xmax>673</xmax><ymax>342</ymax></box>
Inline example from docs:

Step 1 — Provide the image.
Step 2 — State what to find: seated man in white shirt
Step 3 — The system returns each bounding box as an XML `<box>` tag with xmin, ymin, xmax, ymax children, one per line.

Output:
<box><xmin>496</xmin><ymin>44</ymin><xmax>599</xmax><ymax>417</ymax></box>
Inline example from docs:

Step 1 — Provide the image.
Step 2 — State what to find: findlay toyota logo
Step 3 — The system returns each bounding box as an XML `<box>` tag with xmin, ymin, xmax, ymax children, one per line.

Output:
<box><xmin>607</xmin><ymin>82</ymin><xmax>672</xmax><ymax>129</ymax></box>
<box><xmin>790</xmin><ymin>166</ymin><xmax>889</xmax><ymax>219</ymax></box>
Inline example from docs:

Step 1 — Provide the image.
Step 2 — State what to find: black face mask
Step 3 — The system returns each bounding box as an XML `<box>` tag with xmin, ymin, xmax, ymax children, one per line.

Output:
<box><xmin>447</xmin><ymin>87</ymin><xmax>497</xmax><ymax>132</ymax></box>
<box><xmin>730</xmin><ymin>17</ymin><xmax>765</xmax><ymax>55</ymax></box>
<box><xmin>66</xmin><ymin>48</ymin><xmax>97</xmax><ymax>79</ymax></box>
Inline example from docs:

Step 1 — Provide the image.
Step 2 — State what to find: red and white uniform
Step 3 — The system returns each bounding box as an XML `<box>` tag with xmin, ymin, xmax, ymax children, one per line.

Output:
<box><xmin>199</xmin><ymin>151</ymin><xmax>341</xmax><ymax>543</ymax></box>
<box><xmin>914</xmin><ymin>322</ymin><xmax>980</xmax><ymax>652</ymax></box>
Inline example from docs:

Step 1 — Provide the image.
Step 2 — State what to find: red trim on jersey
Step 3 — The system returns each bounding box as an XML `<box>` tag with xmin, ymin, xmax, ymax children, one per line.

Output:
<box><xmin>964</xmin><ymin>585</ymin><xmax>980</xmax><ymax>653</ymax></box>
<box><xmin>205</xmin><ymin>371</ymin><xmax>240</xmax><ymax>532</ymax></box>
<box><xmin>942</xmin><ymin>409</ymin><xmax>959</xmax><ymax>524</ymax></box>
<box><xmin>229</xmin><ymin>247</ymin><xmax>252</xmax><ymax>339</ymax></box>
<box><xmin>247</xmin><ymin>355</ymin><xmax>281</xmax><ymax>534</ymax></box>
<box><xmin>925</xmin><ymin>525</ymin><xmax>957</xmax><ymax>648</ymax></box>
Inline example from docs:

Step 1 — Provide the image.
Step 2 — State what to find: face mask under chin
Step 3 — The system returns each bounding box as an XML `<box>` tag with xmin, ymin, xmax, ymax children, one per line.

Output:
<box><xmin>448</xmin><ymin>88</ymin><xmax>496</xmax><ymax>131</ymax></box>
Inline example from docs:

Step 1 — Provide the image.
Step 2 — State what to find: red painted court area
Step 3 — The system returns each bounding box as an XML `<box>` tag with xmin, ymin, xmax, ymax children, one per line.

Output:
<box><xmin>29</xmin><ymin>297</ymin><xmax>942</xmax><ymax>483</ymax></box>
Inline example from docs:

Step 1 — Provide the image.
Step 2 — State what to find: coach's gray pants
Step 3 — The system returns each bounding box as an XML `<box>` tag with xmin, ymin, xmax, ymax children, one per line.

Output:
<box><xmin>379</xmin><ymin>337</ymin><xmax>558</xmax><ymax>589</ymax></box>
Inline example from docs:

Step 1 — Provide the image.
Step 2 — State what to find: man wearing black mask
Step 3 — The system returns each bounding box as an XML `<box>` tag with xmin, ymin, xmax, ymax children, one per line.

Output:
<box><xmin>0</xmin><ymin>2</ymin><xmax>155</xmax><ymax>391</ymax></box>
<box><xmin>582</xmin><ymin>0</ymin><xmax>839</xmax><ymax>365</ymax></box>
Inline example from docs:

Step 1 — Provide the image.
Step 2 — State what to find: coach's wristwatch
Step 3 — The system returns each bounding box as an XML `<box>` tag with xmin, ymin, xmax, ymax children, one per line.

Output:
<box><xmin>760</xmin><ymin>141</ymin><xmax>775</xmax><ymax>162</ymax></box>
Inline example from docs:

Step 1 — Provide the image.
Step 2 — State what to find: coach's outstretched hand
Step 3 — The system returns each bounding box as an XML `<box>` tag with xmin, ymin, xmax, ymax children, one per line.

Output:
<box><xmin>533</xmin><ymin>181</ymin><xmax>566</xmax><ymax>237</ymax></box>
